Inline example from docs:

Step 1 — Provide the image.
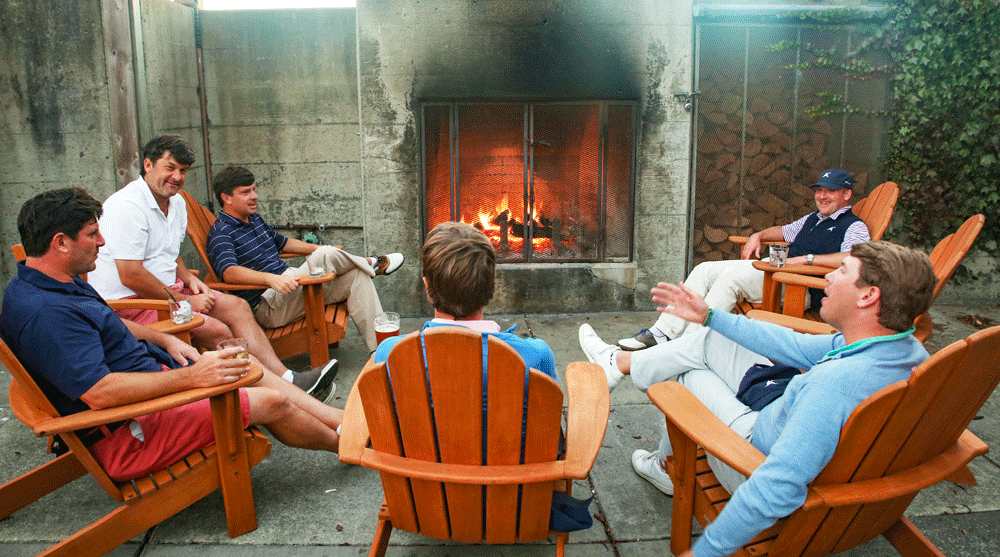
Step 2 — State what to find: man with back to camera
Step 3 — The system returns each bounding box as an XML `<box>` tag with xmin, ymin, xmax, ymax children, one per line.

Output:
<box><xmin>206</xmin><ymin>165</ymin><xmax>403</xmax><ymax>355</ymax></box>
<box><xmin>88</xmin><ymin>135</ymin><xmax>335</xmax><ymax>400</ymax></box>
<box><xmin>373</xmin><ymin>221</ymin><xmax>556</xmax><ymax>381</ymax></box>
<box><xmin>579</xmin><ymin>240</ymin><xmax>937</xmax><ymax>557</ymax></box>
<box><xmin>616</xmin><ymin>168</ymin><xmax>870</xmax><ymax>350</ymax></box>
<box><xmin>1</xmin><ymin>188</ymin><xmax>347</xmax><ymax>481</ymax></box>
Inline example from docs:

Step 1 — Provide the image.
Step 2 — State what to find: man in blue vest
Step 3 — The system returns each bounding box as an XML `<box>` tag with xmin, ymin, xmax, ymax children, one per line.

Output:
<box><xmin>614</xmin><ymin>168</ymin><xmax>869</xmax><ymax>352</ymax></box>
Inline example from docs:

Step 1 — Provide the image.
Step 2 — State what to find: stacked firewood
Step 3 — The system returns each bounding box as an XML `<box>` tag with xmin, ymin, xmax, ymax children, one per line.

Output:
<box><xmin>692</xmin><ymin>76</ymin><xmax>868</xmax><ymax>263</ymax></box>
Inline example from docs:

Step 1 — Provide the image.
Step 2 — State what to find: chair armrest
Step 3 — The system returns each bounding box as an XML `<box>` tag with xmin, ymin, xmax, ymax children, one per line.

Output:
<box><xmin>563</xmin><ymin>362</ymin><xmax>610</xmax><ymax>479</ymax></box>
<box><xmin>204</xmin><ymin>271</ymin><xmax>336</xmax><ymax>292</ymax></box>
<box><xmin>751</xmin><ymin>261</ymin><xmax>833</xmax><ymax>275</ymax></box>
<box><xmin>338</xmin><ymin>355</ymin><xmax>376</xmax><ymax>465</ymax></box>
<box><xmin>146</xmin><ymin>314</ymin><xmax>205</xmax><ymax>336</ymax></box>
<box><xmin>728</xmin><ymin>236</ymin><xmax>789</xmax><ymax>247</ymax></box>
<box><xmin>802</xmin><ymin>429</ymin><xmax>987</xmax><ymax>510</ymax></box>
<box><xmin>106</xmin><ymin>299</ymin><xmax>170</xmax><ymax>312</ymax></box>
<box><xmin>772</xmin><ymin>272</ymin><xmax>827</xmax><ymax>289</ymax></box>
<box><xmin>745</xmin><ymin>310</ymin><xmax>838</xmax><ymax>335</ymax></box>
<box><xmin>31</xmin><ymin>366</ymin><xmax>264</xmax><ymax>437</ymax></box>
<box><xmin>648</xmin><ymin>381</ymin><xmax>766</xmax><ymax>478</ymax></box>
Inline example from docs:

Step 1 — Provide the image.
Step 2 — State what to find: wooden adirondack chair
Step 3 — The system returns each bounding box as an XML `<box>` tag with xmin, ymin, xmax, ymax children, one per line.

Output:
<box><xmin>653</xmin><ymin>324</ymin><xmax>999</xmax><ymax>557</ymax></box>
<box><xmin>11</xmin><ymin>243</ymin><xmax>205</xmax><ymax>344</ymax></box>
<box><xmin>339</xmin><ymin>326</ymin><xmax>609</xmax><ymax>556</ymax></box>
<box><xmin>178</xmin><ymin>190</ymin><xmax>349</xmax><ymax>368</ymax></box>
<box><xmin>731</xmin><ymin>181</ymin><xmax>899</xmax><ymax>315</ymax></box>
<box><xmin>0</xmin><ymin>337</ymin><xmax>272</xmax><ymax>556</ymax></box>
<box><xmin>754</xmin><ymin>213</ymin><xmax>986</xmax><ymax>343</ymax></box>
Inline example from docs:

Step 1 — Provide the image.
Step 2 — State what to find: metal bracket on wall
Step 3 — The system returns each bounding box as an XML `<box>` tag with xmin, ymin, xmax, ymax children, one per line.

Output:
<box><xmin>673</xmin><ymin>91</ymin><xmax>701</xmax><ymax>111</ymax></box>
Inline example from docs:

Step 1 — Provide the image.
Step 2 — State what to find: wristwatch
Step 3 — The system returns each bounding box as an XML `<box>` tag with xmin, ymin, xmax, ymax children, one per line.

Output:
<box><xmin>806</xmin><ymin>254</ymin><xmax>815</xmax><ymax>265</ymax></box>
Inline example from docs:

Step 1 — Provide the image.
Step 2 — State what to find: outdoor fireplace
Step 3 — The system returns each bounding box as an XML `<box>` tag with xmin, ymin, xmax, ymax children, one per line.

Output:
<box><xmin>422</xmin><ymin>101</ymin><xmax>636</xmax><ymax>263</ymax></box>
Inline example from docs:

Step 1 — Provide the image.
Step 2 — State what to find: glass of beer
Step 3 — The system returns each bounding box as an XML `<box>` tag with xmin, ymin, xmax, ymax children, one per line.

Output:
<box><xmin>217</xmin><ymin>338</ymin><xmax>249</xmax><ymax>359</ymax></box>
<box><xmin>374</xmin><ymin>312</ymin><xmax>400</xmax><ymax>345</ymax></box>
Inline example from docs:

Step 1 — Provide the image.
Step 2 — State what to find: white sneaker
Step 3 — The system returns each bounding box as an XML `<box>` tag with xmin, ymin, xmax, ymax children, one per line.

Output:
<box><xmin>578</xmin><ymin>324</ymin><xmax>625</xmax><ymax>389</ymax></box>
<box><xmin>632</xmin><ymin>449</ymin><xmax>673</xmax><ymax>495</ymax></box>
<box><xmin>617</xmin><ymin>328</ymin><xmax>668</xmax><ymax>351</ymax></box>
<box><xmin>371</xmin><ymin>253</ymin><xmax>404</xmax><ymax>276</ymax></box>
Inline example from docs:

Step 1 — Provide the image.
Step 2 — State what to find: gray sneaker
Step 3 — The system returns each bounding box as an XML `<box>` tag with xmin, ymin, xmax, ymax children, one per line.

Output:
<box><xmin>631</xmin><ymin>449</ymin><xmax>674</xmax><ymax>495</ymax></box>
<box><xmin>292</xmin><ymin>359</ymin><xmax>338</xmax><ymax>401</ymax></box>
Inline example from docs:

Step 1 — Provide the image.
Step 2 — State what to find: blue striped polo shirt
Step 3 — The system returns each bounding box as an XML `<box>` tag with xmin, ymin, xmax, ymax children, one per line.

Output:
<box><xmin>207</xmin><ymin>211</ymin><xmax>289</xmax><ymax>309</ymax></box>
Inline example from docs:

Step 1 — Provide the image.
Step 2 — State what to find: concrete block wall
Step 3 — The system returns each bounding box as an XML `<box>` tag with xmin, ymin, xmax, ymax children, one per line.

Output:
<box><xmin>199</xmin><ymin>8</ymin><xmax>368</xmax><ymax>257</ymax></box>
<box><xmin>0</xmin><ymin>2</ymin><xmax>118</xmax><ymax>277</ymax></box>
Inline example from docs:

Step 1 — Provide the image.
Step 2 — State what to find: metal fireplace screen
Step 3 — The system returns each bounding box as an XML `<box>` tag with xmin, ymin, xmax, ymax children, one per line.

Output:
<box><xmin>422</xmin><ymin>102</ymin><xmax>635</xmax><ymax>263</ymax></box>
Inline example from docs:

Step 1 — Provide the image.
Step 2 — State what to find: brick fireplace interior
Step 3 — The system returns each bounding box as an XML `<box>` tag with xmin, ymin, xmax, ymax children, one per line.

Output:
<box><xmin>422</xmin><ymin>101</ymin><xmax>635</xmax><ymax>263</ymax></box>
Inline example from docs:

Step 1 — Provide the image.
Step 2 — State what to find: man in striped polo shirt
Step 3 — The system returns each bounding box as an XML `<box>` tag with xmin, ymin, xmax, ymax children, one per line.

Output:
<box><xmin>207</xmin><ymin>166</ymin><xmax>403</xmax><ymax>354</ymax></box>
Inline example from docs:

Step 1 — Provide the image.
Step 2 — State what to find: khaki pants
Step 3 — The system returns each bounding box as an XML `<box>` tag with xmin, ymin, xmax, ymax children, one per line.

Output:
<box><xmin>254</xmin><ymin>246</ymin><xmax>382</xmax><ymax>351</ymax></box>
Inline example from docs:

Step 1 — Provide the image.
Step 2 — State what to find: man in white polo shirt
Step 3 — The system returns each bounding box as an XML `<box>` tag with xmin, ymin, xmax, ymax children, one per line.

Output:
<box><xmin>89</xmin><ymin>135</ymin><xmax>335</xmax><ymax>400</ymax></box>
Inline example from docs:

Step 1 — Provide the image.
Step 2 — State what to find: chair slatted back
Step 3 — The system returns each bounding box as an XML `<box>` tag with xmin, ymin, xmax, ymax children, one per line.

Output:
<box><xmin>769</xmin><ymin>325</ymin><xmax>1000</xmax><ymax>556</ymax></box>
<box><xmin>927</xmin><ymin>214</ymin><xmax>985</xmax><ymax>301</ymax></box>
<box><xmin>850</xmin><ymin>181</ymin><xmax>898</xmax><ymax>241</ymax></box>
<box><xmin>358</xmin><ymin>326</ymin><xmax>563</xmax><ymax>544</ymax></box>
<box><xmin>0</xmin><ymin>337</ymin><xmax>125</xmax><ymax>501</ymax></box>
<box><xmin>178</xmin><ymin>190</ymin><xmax>223</xmax><ymax>282</ymax></box>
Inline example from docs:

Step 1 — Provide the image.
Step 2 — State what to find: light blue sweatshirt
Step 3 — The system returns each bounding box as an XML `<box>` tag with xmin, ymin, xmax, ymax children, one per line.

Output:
<box><xmin>693</xmin><ymin>311</ymin><xmax>928</xmax><ymax>557</ymax></box>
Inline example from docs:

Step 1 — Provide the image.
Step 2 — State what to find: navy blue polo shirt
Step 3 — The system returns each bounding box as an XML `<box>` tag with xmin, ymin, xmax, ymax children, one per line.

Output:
<box><xmin>0</xmin><ymin>262</ymin><xmax>172</xmax><ymax>417</ymax></box>
<box><xmin>206</xmin><ymin>212</ymin><xmax>289</xmax><ymax>309</ymax></box>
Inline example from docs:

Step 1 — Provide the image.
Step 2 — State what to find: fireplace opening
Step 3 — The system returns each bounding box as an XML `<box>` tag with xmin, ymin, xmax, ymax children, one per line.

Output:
<box><xmin>422</xmin><ymin>101</ymin><xmax>636</xmax><ymax>263</ymax></box>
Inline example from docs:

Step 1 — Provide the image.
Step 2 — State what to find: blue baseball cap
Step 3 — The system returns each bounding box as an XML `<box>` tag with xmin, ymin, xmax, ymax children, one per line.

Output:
<box><xmin>812</xmin><ymin>168</ymin><xmax>854</xmax><ymax>190</ymax></box>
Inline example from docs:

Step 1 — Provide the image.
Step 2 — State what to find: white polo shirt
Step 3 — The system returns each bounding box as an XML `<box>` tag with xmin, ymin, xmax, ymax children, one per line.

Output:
<box><xmin>89</xmin><ymin>177</ymin><xmax>188</xmax><ymax>300</ymax></box>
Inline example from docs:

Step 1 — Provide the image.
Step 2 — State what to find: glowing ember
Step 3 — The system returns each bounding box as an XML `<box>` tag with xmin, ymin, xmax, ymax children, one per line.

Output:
<box><xmin>462</xmin><ymin>195</ymin><xmax>559</xmax><ymax>256</ymax></box>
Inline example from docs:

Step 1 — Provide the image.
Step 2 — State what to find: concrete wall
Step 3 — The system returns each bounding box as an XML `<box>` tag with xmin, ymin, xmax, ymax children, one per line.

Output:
<box><xmin>199</xmin><ymin>8</ymin><xmax>366</xmax><ymax>256</ymax></box>
<box><xmin>0</xmin><ymin>1</ymin><xmax>118</xmax><ymax>279</ymax></box>
<box><xmin>356</xmin><ymin>0</ymin><xmax>695</xmax><ymax>315</ymax></box>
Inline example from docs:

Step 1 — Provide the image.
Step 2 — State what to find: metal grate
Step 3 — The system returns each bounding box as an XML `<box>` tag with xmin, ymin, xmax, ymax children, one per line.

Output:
<box><xmin>422</xmin><ymin>101</ymin><xmax>636</xmax><ymax>263</ymax></box>
<box><xmin>691</xmin><ymin>22</ymin><xmax>890</xmax><ymax>265</ymax></box>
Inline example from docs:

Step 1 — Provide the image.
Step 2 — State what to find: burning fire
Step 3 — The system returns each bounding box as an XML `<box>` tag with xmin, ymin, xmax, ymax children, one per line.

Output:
<box><xmin>465</xmin><ymin>193</ymin><xmax>557</xmax><ymax>256</ymax></box>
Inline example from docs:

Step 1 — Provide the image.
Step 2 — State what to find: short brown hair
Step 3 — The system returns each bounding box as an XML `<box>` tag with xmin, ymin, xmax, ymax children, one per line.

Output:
<box><xmin>140</xmin><ymin>135</ymin><xmax>195</xmax><ymax>176</ymax></box>
<box><xmin>18</xmin><ymin>188</ymin><xmax>103</xmax><ymax>257</ymax></box>
<box><xmin>421</xmin><ymin>222</ymin><xmax>496</xmax><ymax>319</ymax></box>
<box><xmin>851</xmin><ymin>241</ymin><xmax>937</xmax><ymax>332</ymax></box>
<box><xmin>212</xmin><ymin>166</ymin><xmax>255</xmax><ymax>206</ymax></box>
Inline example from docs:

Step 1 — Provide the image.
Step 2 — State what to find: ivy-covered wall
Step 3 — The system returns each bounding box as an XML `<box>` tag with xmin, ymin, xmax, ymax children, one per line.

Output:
<box><xmin>883</xmin><ymin>0</ymin><xmax>1000</xmax><ymax>270</ymax></box>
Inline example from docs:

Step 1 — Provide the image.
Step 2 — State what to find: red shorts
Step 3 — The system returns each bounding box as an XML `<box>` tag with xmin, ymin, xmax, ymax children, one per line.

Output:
<box><xmin>115</xmin><ymin>279</ymin><xmax>218</xmax><ymax>328</ymax></box>
<box><xmin>90</xmin><ymin>388</ymin><xmax>251</xmax><ymax>481</ymax></box>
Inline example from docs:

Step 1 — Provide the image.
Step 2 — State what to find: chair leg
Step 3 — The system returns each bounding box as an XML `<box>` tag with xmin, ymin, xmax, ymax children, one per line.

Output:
<box><xmin>369</xmin><ymin>502</ymin><xmax>393</xmax><ymax>557</ymax></box>
<box><xmin>0</xmin><ymin>451</ymin><xmax>87</xmax><ymax>519</ymax></box>
<box><xmin>555</xmin><ymin>531</ymin><xmax>568</xmax><ymax>557</ymax></box>
<box><xmin>882</xmin><ymin>517</ymin><xmax>945</xmax><ymax>557</ymax></box>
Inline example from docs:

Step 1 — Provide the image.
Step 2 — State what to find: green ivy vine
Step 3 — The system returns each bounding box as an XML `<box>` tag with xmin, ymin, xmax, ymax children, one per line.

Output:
<box><xmin>882</xmin><ymin>0</ymin><xmax>1000</xmax><ymax>262</ymax></box>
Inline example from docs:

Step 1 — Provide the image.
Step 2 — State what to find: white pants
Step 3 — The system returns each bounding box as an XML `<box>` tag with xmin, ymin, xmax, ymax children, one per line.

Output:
<box><xmin>254</xmin><ymin>246</ymin><xmax>382</xmax><ymax>351</ymax></box>
<box><xmin>631</xmin><ymin>327</ymin><xmax>771</xmax><ymax>493</ymax></box>
<box><xmin>654</xmin><ymin>260</ymin><xmax>765</xmax><ymax>339</ymax></box>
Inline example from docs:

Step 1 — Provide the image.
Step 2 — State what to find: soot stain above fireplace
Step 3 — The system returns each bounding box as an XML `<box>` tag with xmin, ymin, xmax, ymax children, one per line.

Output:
<box><xmin>408</xmin><ymin>6</ymin><xmax>644</xmax><ymax>101</ymax></box>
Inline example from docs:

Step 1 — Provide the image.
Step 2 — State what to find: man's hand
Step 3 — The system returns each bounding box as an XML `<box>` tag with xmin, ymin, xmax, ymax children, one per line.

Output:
<box><xmin>742</xmin><ymin>232</ymin><xmax>763</xmax><ymax>260</ymax></box>
<box><xmin>187</xmin><ymin>292</ymin><xmax>216</xmax><ymax>313</ymax></box>
<box><xmin>163</xmin><ymin>335</ymin><xmax>201</xmax><ymax>367</ymax></box>
<box><xmin>651</xmin><ymin>282</ymin><xmax>710</xmax><ymax>325</ymax></box>
<box><xmin>186</xmin><ymin>275</ymin><xmax>210</xmax><ymax>295</ymax></box>
<box><xmin>265</xmin><ymin>273</ymin><xmax>301</xmax><ymax>295</ymax></box>
<box><xmin>184</xmin><ymin>348</ymin><xmax>251</xmax><ymax>387</ymax></box>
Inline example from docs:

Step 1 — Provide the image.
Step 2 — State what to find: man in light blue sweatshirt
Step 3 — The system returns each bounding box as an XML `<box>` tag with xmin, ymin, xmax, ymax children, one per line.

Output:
<box><xmin>579</xmin><ymin>241</ymin><xmax>937</xmax><ymax>557</ymax></box>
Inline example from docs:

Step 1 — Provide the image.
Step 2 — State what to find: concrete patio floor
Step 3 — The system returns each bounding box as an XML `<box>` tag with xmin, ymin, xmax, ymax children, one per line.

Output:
<box><xmin>2</xmin><ymin>305</ymin><xmax>998</xmax><ymax>556</ymax></box>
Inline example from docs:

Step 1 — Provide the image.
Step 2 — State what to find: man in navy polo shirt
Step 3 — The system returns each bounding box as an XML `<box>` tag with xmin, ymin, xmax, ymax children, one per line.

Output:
<box><xmin>1</xmin><ymin>188</ymin><xmax>346</xmax><ymax>481</ymax></box>
<box><xmin>206</xmin><ymin>166</ymin><xmax>403</xmax><ymax>354</ymax></box>
<box><xmin>613</xmin><ymin>168</ymin><xmax>870</xmax><ymax>351</ymax></box>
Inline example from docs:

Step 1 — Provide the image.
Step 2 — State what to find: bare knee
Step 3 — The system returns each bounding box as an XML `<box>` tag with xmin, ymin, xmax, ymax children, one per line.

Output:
<box><xmin>247</xmin><ymin>388</ymin><xmax>294</xmax><ymax>425</ymax></box>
